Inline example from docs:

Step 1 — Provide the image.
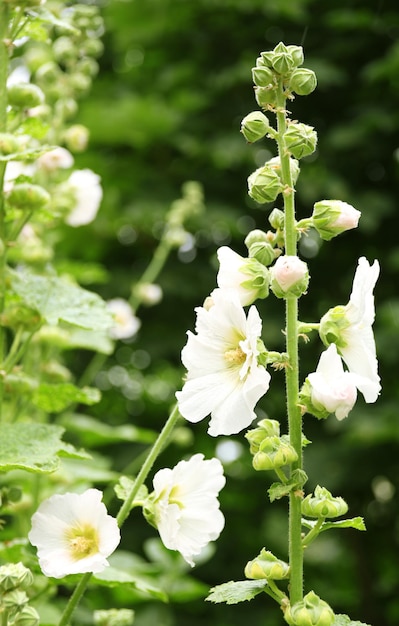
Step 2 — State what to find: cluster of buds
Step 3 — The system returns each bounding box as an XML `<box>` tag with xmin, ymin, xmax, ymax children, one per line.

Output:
<box><xmin>302</xmin><ymin>486</ymin><xmax>348</xmax><ymax>519</ymax></box>
<box><xmin>245</xmin><ymin>419</ymin><xmax>298</xmax><ymax>471</ymax></box>
<box><xmin>284</xmin><ymin>591</ymin><xmax>335</xmax><ymax>626</ymax></box>
<box><xmin>247</xmin><ymin>155</ymin><xmax>300</xmax><ymax>205</ymax></box>
<box><xmin>245</xmin><ymin>548</ymin><xmax>290</xmax><ymax>580</ymax></box>
<box><xmin>0</xmin><ymin>563</ymin><xmax>39</xmax><ymax>626</ymax></box>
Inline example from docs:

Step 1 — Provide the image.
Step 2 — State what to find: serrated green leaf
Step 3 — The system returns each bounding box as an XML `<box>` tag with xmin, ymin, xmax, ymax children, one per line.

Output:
<box><xmin>333</xmin><ymin>614</ymin><xmax>372</xmax><ymax>625</ymax></box>
<box><xmin>206</xmin><ymin>580</ymin><xmax>267</xmax><ymax>605</ymax></box>
<box><xmin>32</xmin><ymin>383</ymin><xmax>100</xmax><ymax>412</ymax></box>
<box><xmin>323</xmin><ymin>517</ymin><xmax>366</xmax><ymax>532</ymax></box>
<box><xmin>0</xmin><ymin>424</ymin><xmax>87</xmax><ymax>473</ymax></box>
<box><xmin>8</xmin><ymin>268</ymin><xmax>113</xmax><ymax>331</ymax></box>
<box><xmin>114</xmin><ymin>476</ymin><xmax>148</xmax><ymax>509</ymax></box>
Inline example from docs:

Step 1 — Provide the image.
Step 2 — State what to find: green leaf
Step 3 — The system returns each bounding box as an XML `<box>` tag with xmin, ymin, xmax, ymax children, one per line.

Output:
<box><xmin>8</xmin><ymin>268</ymin><xmax>113</xmax><ymax>331</ymax></box>
<box><xmin>0</xmin><ymin>424</ymin><xmax>88</xmax><ymax>473</ymax></box>
<box><xmin>58</xmin><ymin>413</ymin><xmax>157</xmax><ymax>447</ymax></box>
<box><xmin>302</xmin><ymin>517</ymin><xmax>366</xmax><ymax>532</ymax></box>
<box><xmin>32</xmin><ymin>383</ymin><xmax>101</xmax><ymax>412</ymax></box>
<box><xmin>206</xmin><ymin>580</ymin><xmax>267</xmax><ymax>605</ymax></box>
<box><xmin>114</xmin><ymin>476</ymin><xmax>148</xmax><ymax>509</ymax></box>
<box><xmin>333</xmin><ymin>614</ymin><xmax>372</xmax><ymax>626</ymax></box>
<box><xmin>268</xmin><ymin>469</ymin><xmax>308</xmax><ymax>502</ymax></box>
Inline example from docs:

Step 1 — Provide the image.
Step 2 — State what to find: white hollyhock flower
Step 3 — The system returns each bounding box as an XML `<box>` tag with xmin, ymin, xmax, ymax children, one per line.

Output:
<box><xmin>28</xmin><ymin>489</ymin><xmax>120</xmax><ymax>579</ymax></box>
<box><xmin>308</xmin><ymin>344</ymin><xmax>358</xmax><ymax>420</ymax></box>
<box><xmin>176</xmin><ymin>288</ymin><xmax>270</xmax><ymax>436</ymax></box>
<box><xmin>37</xmin><ymin>147</ymin><xmax>74</xmax><ymax>172</ymax></box>
<box><xmin>320</xmin><ymin>257</ymin><xmax>380</xmax><ymax>403</ymax></box>
<box><xmin>65</xmin><ymin>169</ymin><xmax>103</xmax><ymax>226</ymax></box>
<box><xmin>217</xmin><ymin>246</ymin><xmax>269</xmax><ymax>306</ymax></box>
<box><xmin>107</xmin><ymin>298</ymin><xmax>141</xmax><ymax>339</ymax></box>
<box><xmin>151</xmin><ymin>454</ymin><xmax>225</xmax><ymax>566</ymax></box>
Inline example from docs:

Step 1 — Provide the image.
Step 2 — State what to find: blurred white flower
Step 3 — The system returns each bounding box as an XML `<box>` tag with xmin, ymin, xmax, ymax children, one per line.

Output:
<box><xmin>152</xmin><ymin>453</ymin><xmax>225</xmax><ymax>566</ymax></box>
<box><xmin>3</xmin><ymin>161</ymin><xmax>35</xmax><ymax>193</ymax></box>
<box><xmin>28</xmin><ymin>489</ymin><xmax>120</xmax><ymax>579</ymax></box>
<box><xmin>134</xmin><ymin>282</ymin><xmax>163</xmax><ymax>306</ymax></box>
<box><xmin>217</xmin><ymin>246</ymin><xmax>269</xmax><ymax>306</ymax></box>
<box><xmin>176</xmin><ymin>288</ymin><xmax>270</xmax><ymax>436</ymax></box>
<box><xmin>320</xmin><ymin>257</ymin><xmax>381</xmax><ymax>403</ymax></box>
<box><xmin>107</xmin><ymin>298</ymin><xmax>141</xmax><ymax>339</ymax></box>
<box><xmin>65</xmin><ymin>169</ymin><xmax>102</xmax><ymax>226</ymax></box>
<box><xmin>37</xmin><ymin>147</ymin><xmax>74</xmax><ymax>172</ymax></box>
<box><xmin>308</xmin><ymin>344</ymin><xmax>358</xmax><ymax>420</ymax></box>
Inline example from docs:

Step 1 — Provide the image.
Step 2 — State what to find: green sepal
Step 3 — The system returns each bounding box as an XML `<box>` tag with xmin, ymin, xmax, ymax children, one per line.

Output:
<box><xmin>206</xmin><ymin>580</ymin><xmax>268</xmax><ymax>605</ymax></box>
<box><xmin>319</xmin><ymin>306</ymin><xmax>349</xmax><ymax>349</ymax></box>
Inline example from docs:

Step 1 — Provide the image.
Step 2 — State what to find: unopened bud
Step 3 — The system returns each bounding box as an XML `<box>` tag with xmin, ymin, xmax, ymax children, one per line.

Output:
<box><xmin>271</xmin><ymin>42</ymin><xmax>295</xmax><ymax>75</ymax></box>
<box><xmin>245</xmin><ymin>549</ymin><xmax>290</xmax><ymax>580</ymax></box>
<box><xmin>2</xmin><ymin>588</ymin><xmax>28</xmax><ymax>610</ymax></box>
<box><xmin>0</xmin><ymin>132</ymin><xmax>20</xmax><ymax>155</ymax></box>
<box><xmin>244</xmin><ymin>229</ymin><xmax>269</xmax><ymax>249</ymax></box>
<box><xmin>13</xmin><ymin>605</ymin><xmax>40</xmax><ymax>626</ymax></box>
<box><xmin>7</xmin><ymin>83</ymin><xmax>45</xmax><ymax>109</ymax></box>
<box><xmin>255</xmin><ymin>86</ymin><xmax>278</xmax><ymax>109</ymax></box>
<box><xmin>290</xmin><ymin>68</ymin><xmax>317</xmax><ymax>96</ymax></box>
<box><xmin>286</xmin><ymin>45</ymin><xmax>304</xmax><ymax>68</ymax></box>
<box><xmin>53</xmin><ymin>36</ymin><xmax>78</xmax><ymax>63</ymax></box>
<box><xmin>64</xmin><ymin>124</ymin><xmax>90</xmax><ymax>152</ymax></box>
<box><xmin>270</xmin><ymin>255</ymin><xmax>309</xmax><ymax>298</ymax></box>
<box><xmin>269</xmin><ymin>208</ymin><xmax>285</xmax><ymax>230</ymax></box>
<box><xmin>284</xmin><ymin>591</ymin><xmax>335</xmax><ymax>626</ymax></box>
<box><xmin>284</xmin><ymin>123</ymin><xmax>318</xmax><ymax>159</ymax></box>
<box><xmin>0</xmin><ymin>563</ymin><xmax>34</xmax><ymax>591</ymax></box>
<box><xmin>248</xmin><ymin>164</ymin><xmax>282</xmax><ymax>204</ymax></box>
<box><xmin>241</xmin><ymin>111</ymin><xmax>270</xmax><ymax>143</ymax></box>
<box><xmin>312</xmin><ymin>200</ymin><xmax>361</xmax><ymax>241</ymax></box>
<box><xmin>245</xmin><ymin>418</ymin><xmax>280</xmax><ymax>454</ymax></box>
<box><xmin>259</xmin><ymin>50</ymin><xmax>274</xmax><ymax>67</ymax></box>
<box><xmin>7</xmin><ymin>183</ymin><xmax>50</xmax><ymax>210</ymax></box>
<box><xmin>248</xmin><ymin>241</ymin><xmax>276</xmax><ymax>266</ymax></box>
<box><xmin>252</xmin><ymin>66</ymin><xmax>275</xmax><ymax>87</ymax></box>
<box><xmin>302</xmin><ymin>486</ymin><xmax>348</xmax><ymax>519</ymax></box>
<box><xmin>267</xmin><ymin>156</ymin><xmax>300</xmax><ymax>185</ymax></box>
<box><xmin>253</xmin><ymin>435</ymin><xmax>298</xmax><ymax>470</ymax></box>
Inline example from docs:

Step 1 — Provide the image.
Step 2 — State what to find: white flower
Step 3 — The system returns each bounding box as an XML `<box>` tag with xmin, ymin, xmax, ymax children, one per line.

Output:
<box><xmin>320</xmin><ymin>257</ymin><xmax>381</xmax><ymax>403</ymax></box>
<box><xmin>107</xmin><ymin>298</ymin><xmax>141</xmax><ymax>339</ymax></box>
<box><xmin>152</xmin><ymin>454</ymin><xmax>225</xmax><ymax>566</ymax></box>
<box><xmin>37</xmin><ymin>147</ymin><xmax>74</xmax><ymax>172</ymax></box>
<box><xmin>308</xmin><ymin>344</ymin><xmax>358</xmax><ymax>420</ymax></box>
<box><xmin>65</xmin><ymin>169</ymin><xmax>102</xmax><ymax>226</ymax></box>
<box><xmin>176</xmin><ymin>288</ymin><xmax>270</xmax><ymax>436</ymax></box>
<box><xmin>217</xmin><ymin>246</ymin><xmax>269</xmax><ymax>306</ymax></box>
<box><xmin>28</xmin><ymin>488</ymin><xmax>120</xmax><ymax>579</ymax></box>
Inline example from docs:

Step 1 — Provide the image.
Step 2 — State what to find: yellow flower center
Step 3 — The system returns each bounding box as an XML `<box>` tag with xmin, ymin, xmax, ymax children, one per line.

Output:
<box><xmin>65</xmin><ymin>523</ymin><xmax>99</xmax><ymax>560</ymax></box>
<box><xmin>224</xmin><ymin>346</ymin><xmax>246</xmax><ymax>365</ymax></box>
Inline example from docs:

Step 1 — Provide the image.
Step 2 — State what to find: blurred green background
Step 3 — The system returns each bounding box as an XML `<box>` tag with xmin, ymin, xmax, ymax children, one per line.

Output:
<box><xmin>57</xmin><ymin>0</ymin><xmax>399</xmax><ymax>624</ymax></box>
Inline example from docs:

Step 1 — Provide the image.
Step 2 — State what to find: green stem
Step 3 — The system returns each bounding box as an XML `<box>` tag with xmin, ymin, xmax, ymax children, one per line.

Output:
<box><xmin>276</xmin><ymin>78</ymin><xmax>303</xmax><ymax>606</ymax></box>
<box><xmin>302</xmin><ymin>518</ymin><xmax>325</xmax><ymax>549</ymax></box>
<box><xmin>130</xmin><ymin>236</ymin><xmax>172</xmax><ymax>312</ymax></box>
<box><xmin>57</xmin><ymin>403</ymin><xmax>181</xmax><ymax>625</ymax></box>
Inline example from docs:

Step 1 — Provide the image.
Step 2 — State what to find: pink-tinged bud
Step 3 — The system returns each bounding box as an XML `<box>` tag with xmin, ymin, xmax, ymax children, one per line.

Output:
<box><xmin>312</xmin><ymin>200</ymin><xmax>361</xmax><ymax>241</ymax></box>
<box><xmin>270</xmin><ymin>255</ymin><xmax>309</xmax><ymax>298</ymax></box>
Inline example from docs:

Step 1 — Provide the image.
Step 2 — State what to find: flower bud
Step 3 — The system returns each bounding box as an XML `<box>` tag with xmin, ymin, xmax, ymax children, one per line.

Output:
<box><xmin>64</xmin><ymin>124</ymin><xmax>90</xmax><ymax>152</ymax></box>
<box><xmin>269</xmin><ymin>208</ymin><xmax>285</xmax><ymax>230</ymax></box>
<box><xmin>81</xmin><ymin>38</ymin><xmax>104</xmax><ymax>58</ymax></box>
<box><xmin>252</xmin><ymin>66</ymin><xmax>275</xmax><ymax>87</ymax></box>
<box><xmin>241</xmin><ymin>111</ymin><xmax>270</xmax><ymax>143</ymax></box>
<box><xmin>7</xmin><ymin>183</ymin><xmax>50</xmax><ymax>211</ymax></box>
<box><xmin>284</xmin><ymin>123</ymin><xmax>318</xmax><ymax>159</ymax></box>
<box><xmin>248</xmin><ymin>164</ymin><xmax>282</xmax><ymax>204</ymax></box>
<box><xmin>271</xmin><ymin>42</ymin><xmax>295</xmax><ymax>75</ymax></box>
<box><xmin>7</xmin><ymin>83</ymin><xmax>45</xmax><ymax>109</ymax></box>
<box><xmin>270</xmin><ymin>255</ymin><xmax>309</xmax><ymax>298</ymax></box>
<box><xmin>69</xmin><ymin>72</ymin><xmax>92</xmax><ymax>95</ymax></box>
<box><xmin>2</xmin><ymin>588</ymin><xmax>28</xmax><ymax>610</ymax></box>
<box><xmin>255</xmin><ymin>86</ymin><xmax>278</xmax><ymax>109</ymax></box>
<box><xmin>53</xmin><ymin>37</ymin><xmax>78</xmax><ymax>63</ymax></box>
<box><xmin>245</xmin><ymin>418</ymin><xmax>281</xmax><ymax>454</ymax></box>
<box><xmin>244</xmin><ymin>228</ymin><xmax>269</xmax><ymax>249</ymax></box>
<box><xmin>0</xmin><ymin>132</ymin><xmax>20</xmax><ymax>155</ymax></box>
<box><xmin>0</xmin><ymin>563</ymin><xmax>34</xmax><ymax>591</ymax></box>
<box><xmin>302</xmin><ymin>486</ymin><xmax>348</xmax><ymax>519</ymax></box>
<box><xmin>284</xmin><ymin>591</ymin><xmax>335</xmax><ymax>626</ymax></box>
<box><xmin>253</xmin><ymin>435</ymin><xmax>298</xmax><ymax>470</ymax></box>
<box><xmin>35</xmin><ymin>62</ymin><xmax>61</xmax><ymax>84</ymax></box>
<box><xmin>245</xmin><ymin>549</ymin><xmax>290</xmax><ymax>580</ymax></box>
<box><xmin>55</xmin><ymin>98</ymin><xmax>79</xmax><ymax>120</ymax></box>
<box><xmin>259</xmin><ymin>51</ymin><xmax>274</xmax><ymax>67</ymax></box>
<box><xmin>312</xmin><ymin>200</ymin><xmax>361</xmax><ymax>241</ymax></box>
<box><xmin>289</xmin><ymin>68</ymin><xmax>317</xmax><ymax>96</ymax></box>
<box><xmin>267</xmin><ymin>155</ymin><xmax>300</xmax><ymax>185</ymax></box>
<box><xmin>286</xmin><ymin>45</ymin><xmax>304</xmax><ymax>68</ymax></box>
<box><xmin>13</xmin><ymin>605</ymin><xmax>40</xmax><ymax>626</ymax></box>
<box><xmin>248</xmin><ymin>241</ymin><xmax>276</xmax><ymax>266</ymax></box>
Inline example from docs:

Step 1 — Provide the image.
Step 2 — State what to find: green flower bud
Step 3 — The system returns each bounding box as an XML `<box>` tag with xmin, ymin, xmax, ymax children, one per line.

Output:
<box><xmin>35</xmin><ymin>61</ymin><xmax>61</xmax><ymax>84</ymax></box>
<box><xmin>241</xmin><ymin>111</ymin><xmax>270</xmax><ymax>143</ymax></box>
<box><xmin>248</xmin><ymin>241</ymin><xmax>276</xmax><ymax>266</ymax></box>
<box><xmin>0</xmin><ymin>132</ymin><xmax>20</xmax><ymax>155</ymax></box>
<box><xmin>7</xmin><ymin>83</ymin><xmax>45</xmax><ymax>109</ymax></box>
<box><xmin>271</xmin><ymin>42</ymin><xmax>295</xmax><ymax>75</ymax></box>
<box><xmin>69</xmin><ymin>72</ymin><xmax>92</xmax><ymax>95</ymax></box>
<box><xmin>255</xmin><ymin>86</ymin><xmax>278</xmax><ymax>109</ymax></box>
<box><xmin>259</xmin><ymin>51</ymin><xmax>274</xmax><ymax>67</ymax></box>
<box><xmin>267</xmin><ymin>156</ymin><xmax>300</xmax><ymax>185</ymax></box>
<box><xmin>94</xmin><ymin>608</ymin><xmax>135</xmax><ymax>626</ymax></box>
<box><xmin>0</xmin><ymin>563</ymin><xmax>34</xmax><ymax>592</ymax></box>
<box><xmin>290</xmin><ymin>68</ymin><xmax>317</xmax><ymax>96</ymax></box>
<box><xmin>64</xmin><ymin>124</ymin><xmax>90</xmax><ymax>152</ymax></box>
<box><xmin>302</xmin><ymin>486</ymin><xmax>348</xmax><ymax>519</ymax></box>
<box><xmin>81</xmin><ymin>38</ymin><xmax>104</xmax><ymax>59</ymax></box>
<box><xmin>269</xmin><ymin>208</ymin><xmax>285</xmax><ymax>230</ymax></box>
<box><xmin>319</xmin><ymin>305</ymin><xmax>349</xmax><ymax>349</ymax></box>
<box><xmin>2</xmin><ymin>588</ymin><xmax>28</xmax><ymax>610</ymax></box>
<box><xmin>244</xmin><ymin>228</ymin><xmax>269</xmax><ymax>249</ymax></box>
<box><xmin>55</xmin><ymin>98</ymin><xmax>79</xmax><ymax>120</ymax></box>
<box><xmin>76</xmin><ymin>58</ymin><xmax>100</xmax><ymax>78</ymax></box>
<box><xmin>270</xmin><ymin>255</ymin><xmax>309</xmax><ymax>299</ymax></box>
<box><xmin>284</xmin><ymin>591</ymin><xmax>335</xmax><ymax>626</ymax></box>
<box><xmin>312</xmin><ymin>200</ymin><xmax>361</xmax><ymax>241</ymax></box>
<box><xmin>245</xmin><ymin>418</ymin><xmax>281</xmax><ymax>454</ymax></box>
<box><xmin>252</xmin><ymin>66</ymin><xmax>275</xmax><ymax>87</ymax></box>
<box><xmin>248</xmin><ymin>164</ymin><xmax>282</xmax><ymax>204</ymax></box>
<box><xmin>13</xmin><ymin>605</ymin><xmax>40</xmax><ymax>626</ymax></box>
<box><xmin>53</xmin><ymin>37</ymin><xmax>78</xmax><ymax>63</ymax></box>
<box><xmin>284</xmin><ymin>123</ymin><xmax>318</xmax><ymax>159</ymax></box>
<box><xmin>253</xmin><ymin>435</ymin><xmax>298</xmax><ymax>471</ymax></box>
<box><xmin>245</xmin><ymin>549</ymin><xmax>290</xmax><ymax>580</ymax></box>
<box><xmin>7</xmin><ymin>183</ymin><xmax>50</xmax><ymax>211</ymax></box>
<box><xmin>286</xmin><ymin>45</ymin><xmax>304</xmax><ymax>68</ymax></box>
